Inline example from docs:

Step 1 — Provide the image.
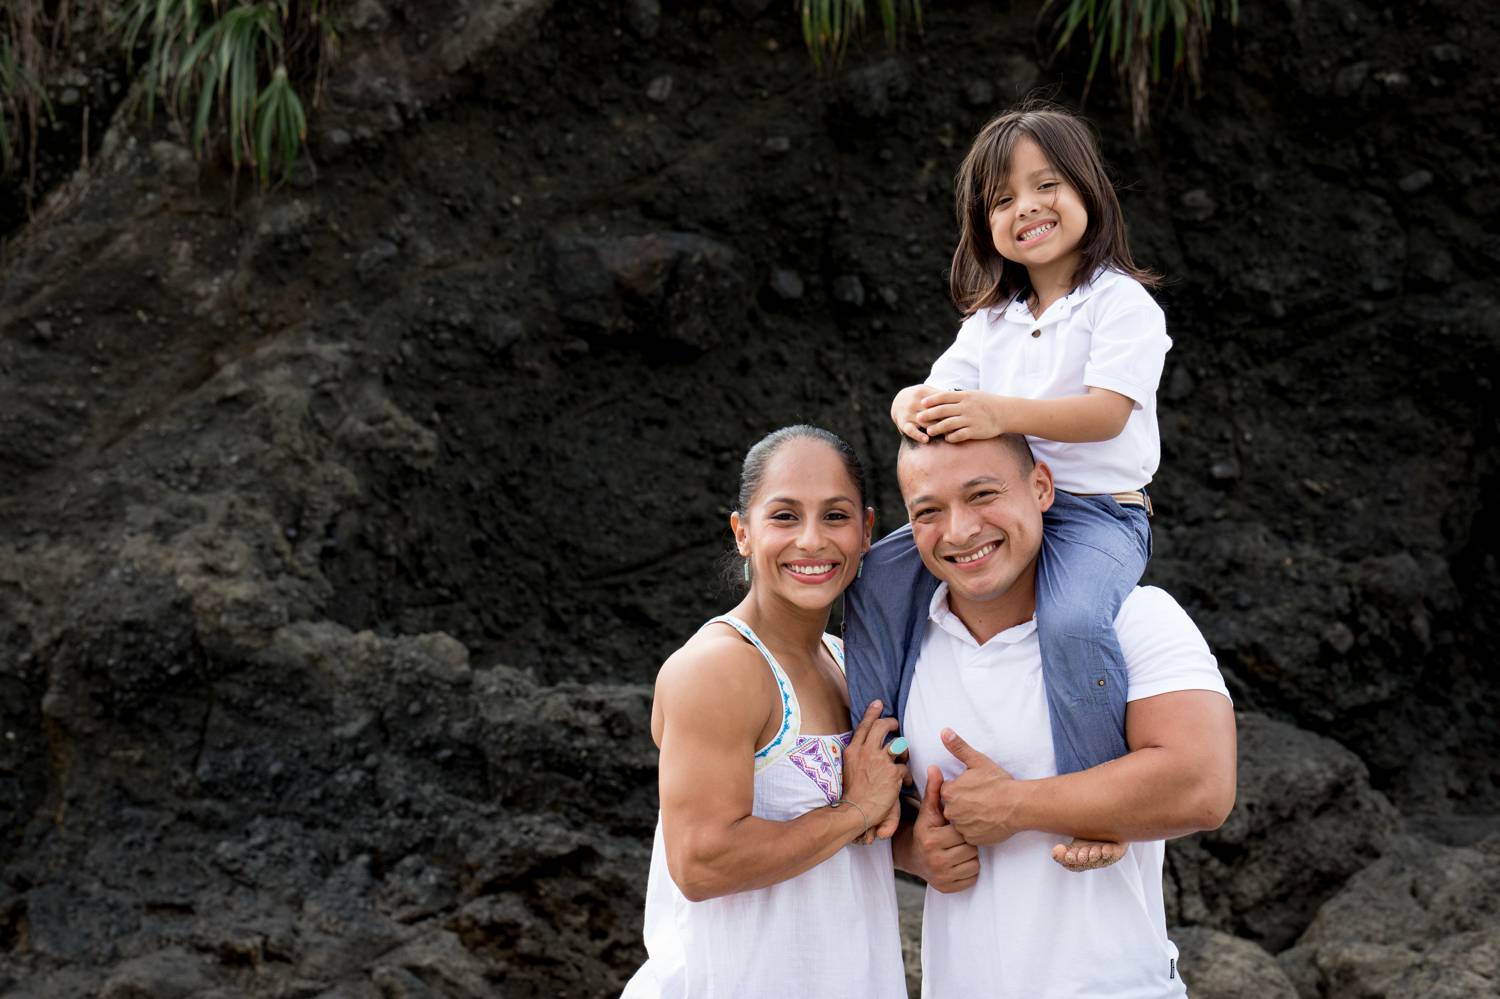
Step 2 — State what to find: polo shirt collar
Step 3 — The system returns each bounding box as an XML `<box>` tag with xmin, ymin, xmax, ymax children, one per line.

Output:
<box><xmin>998</xmin><ymin>266</ymin><xmax>1121</xmax><ymax>327</ymax></box>
<box><xmin>927</xmin><ymin>582</ymin><xmax>1038</xmax><ymax>649</ymax></box>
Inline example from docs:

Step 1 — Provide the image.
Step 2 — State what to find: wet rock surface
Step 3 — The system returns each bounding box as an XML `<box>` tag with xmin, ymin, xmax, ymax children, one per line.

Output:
<box><xmin>2</xmin><ymin>0</ymin><xmax>1498</xmax><ymax>994</ymax></box>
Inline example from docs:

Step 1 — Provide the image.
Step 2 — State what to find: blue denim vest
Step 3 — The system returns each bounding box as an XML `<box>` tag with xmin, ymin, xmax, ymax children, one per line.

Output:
<box><xmin>843</xmin><ymin>522</ymin><xmax>1129</xmax><ymax>775</ymax></box>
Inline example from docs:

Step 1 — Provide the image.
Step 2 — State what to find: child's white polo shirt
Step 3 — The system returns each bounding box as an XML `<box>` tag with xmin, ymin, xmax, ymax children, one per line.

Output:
<box><xmin>926</xmin><ymin>268</ymin><xmax>1170</xmax><ymax>494</ymax></box>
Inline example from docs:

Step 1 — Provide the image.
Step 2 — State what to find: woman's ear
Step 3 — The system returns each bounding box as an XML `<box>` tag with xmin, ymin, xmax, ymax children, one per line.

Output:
<box><xmin>730</xmin><ymin>510</ymin><xmax>749</xmax><ymax>555</ymax></box>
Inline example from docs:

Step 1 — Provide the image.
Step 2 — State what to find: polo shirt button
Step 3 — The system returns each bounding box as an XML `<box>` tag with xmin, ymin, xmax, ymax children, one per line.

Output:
<box><xmin>1031</xmin><ymin>329</ymin><xmax>1041</xmax><ymax>338</ymax></box>
<box><xmin>1097</xmin><ymin>678</ymin><xmax>1106</xmax><ymax>686</ymax></box>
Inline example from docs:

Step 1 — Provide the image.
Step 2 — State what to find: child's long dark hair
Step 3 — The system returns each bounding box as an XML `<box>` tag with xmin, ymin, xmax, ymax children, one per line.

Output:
<box><xmin>950</xmin><ymin>102</ymin><xmax>1158</xmax><ymax>316</ymax></box>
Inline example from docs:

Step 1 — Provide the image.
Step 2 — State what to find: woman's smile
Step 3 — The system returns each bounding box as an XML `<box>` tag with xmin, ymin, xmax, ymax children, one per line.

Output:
<box><xmin>783</xmin><ymin>559</ymin><xmax>841</xmax><ymax>584</ymax></box>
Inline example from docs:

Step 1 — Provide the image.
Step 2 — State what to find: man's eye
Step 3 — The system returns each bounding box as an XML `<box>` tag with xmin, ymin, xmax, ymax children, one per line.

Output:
<box><xmin>972</xmin><ymin>490</ymin><xmax>997</xmax><ymax>501</ymax></box>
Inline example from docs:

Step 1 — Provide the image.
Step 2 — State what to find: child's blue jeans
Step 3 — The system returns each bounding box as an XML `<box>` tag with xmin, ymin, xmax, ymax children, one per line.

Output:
<box><xmin>844</xmin><ymin>489</ymin><xmax>1151</xmax><ymax>775</ymax></box>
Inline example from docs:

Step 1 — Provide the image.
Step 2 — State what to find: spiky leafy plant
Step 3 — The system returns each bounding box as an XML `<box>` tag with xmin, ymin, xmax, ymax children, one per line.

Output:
<box><xmin>1</xmin><ymin>1</ymin><xmax>56</xmax><ymax>201</ymax></box>
<box><xmin>119</xmin><ymin>0</ymin><xmax>332</xmax><ymax>187</ymax></box>
<box><xmin>799</xmin><ymin>0</ymin><xmax>923</xmax><ymax>70</ymax></box>
<box><xmin>1043</xmin><ymin>0</ymin><xmax>1238</xmax><ymax>133</ymax></box>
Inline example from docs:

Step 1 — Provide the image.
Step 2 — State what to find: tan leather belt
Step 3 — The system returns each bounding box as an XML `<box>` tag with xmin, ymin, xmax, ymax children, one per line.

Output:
<box><xmin>1080</xmin><ymin>490</ymin><xmax>1154</xmax><ymax>516</ymax></box>
<box><xmin>1110</xmin><ymin>490</ymin><xmax>1153</xmax><ymax>516</ymax></box>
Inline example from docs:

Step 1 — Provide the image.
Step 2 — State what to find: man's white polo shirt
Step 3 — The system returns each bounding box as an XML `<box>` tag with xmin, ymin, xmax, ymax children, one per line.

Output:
<box><xmin>926</xmin><ymin>268</ymin><xmax>1169</xmax><ymax>494</ymax></box>
<box><xmin>904</xmin><ymin>583</ymin><xmax>1230</xmax><ymax>998</ymax></box>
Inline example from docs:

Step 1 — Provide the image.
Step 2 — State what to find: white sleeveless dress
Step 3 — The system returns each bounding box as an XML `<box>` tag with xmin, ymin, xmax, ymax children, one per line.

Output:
<box><xmin>623</xmin><ymin>615</ymin><xmax>906</xmax><ymax>999</ymax></box>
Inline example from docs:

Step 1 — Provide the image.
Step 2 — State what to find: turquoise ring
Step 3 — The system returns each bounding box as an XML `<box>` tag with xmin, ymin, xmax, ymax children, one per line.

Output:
<box><xmin>887</xmin><ymin>737</ymin><xmax>909</xmax><ymax>757</ymax></box>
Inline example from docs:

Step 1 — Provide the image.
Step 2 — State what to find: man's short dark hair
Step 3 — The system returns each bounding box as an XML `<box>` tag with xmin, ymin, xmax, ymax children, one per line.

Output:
<box><xmin>897</xmin><ymin>431</ymin><xmax>1036</xmax><ymax>473</ymax></box>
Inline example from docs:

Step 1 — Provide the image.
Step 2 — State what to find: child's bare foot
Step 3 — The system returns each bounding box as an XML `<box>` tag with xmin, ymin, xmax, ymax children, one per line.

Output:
<box><xmin>1050</xmin><ymin>838</ymin><xmax>1126</xmax><ymax>872</ymax></box>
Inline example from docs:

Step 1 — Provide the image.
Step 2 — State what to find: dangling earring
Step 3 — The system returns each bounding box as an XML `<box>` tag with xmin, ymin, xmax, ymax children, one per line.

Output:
<box><xmin>742</xmin><ymin>559</ymin><xmax>751</xmax><ymax>583</ymax></box>
<box><xmin>857</xmin><ymin>558</ymin><xmax>864</xmax><ymax>578</ymax></box>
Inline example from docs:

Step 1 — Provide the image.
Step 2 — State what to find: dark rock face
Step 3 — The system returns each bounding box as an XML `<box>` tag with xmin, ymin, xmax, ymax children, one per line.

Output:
<box><xmin>1</xmin><ymin>0</ymin><xmax>1497</xmax><ymax>994</ymax></box>
<box><xmin>1172</xmin><ymin>926</ymin><xmax>1298</xmax><ymax>999</ymax></box>
<box><xmin>1167</xmin><ymin>713</ymin><xmax>1401</xmax><ymax>951</ymax></box>
<box><xmin>542</xmin><ymin>231</ymin><xmax>749</xmax><ymax>352</ymax></box>
<box><xmin>1278</xmin><ymin>836</ymin><xmax>1500</xmax><ymax>998</ymax></box>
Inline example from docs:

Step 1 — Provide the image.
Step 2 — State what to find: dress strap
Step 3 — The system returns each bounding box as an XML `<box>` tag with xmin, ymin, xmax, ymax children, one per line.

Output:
<box><xmin>708</xmin><ymin>614</ymin><xmax>801</xmax><ymax>772</ymax></box>
<box><xmin>821</xmin><ymin>633</ymin><xmax>846</xmax><ymax>675</ymax></box>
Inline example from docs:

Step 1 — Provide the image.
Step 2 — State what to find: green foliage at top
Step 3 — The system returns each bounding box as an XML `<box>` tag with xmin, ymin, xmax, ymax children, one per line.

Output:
<box><xmin>799</xmin><ymin>0</ymin><xmax>923</xmax><ymax>70</ymax></box>
<box><xmin>801</xmin><ymin>0</ymin><xmax>1236</xmax><ymax>132</ymax></box>
<box><xmin>0</xmin><ymin>0</ymin><xmax>335</xmax><ymax>195</ymax></box>
<box><xmin>120</xmin><ymin>0</ymin><xmax>332</xmax><ymax>187</ymax></box>
<box><xmin>1043</xmin><ymin>0</ymin><xmax>1238</xmax><ymax>132</ymax></box>
<box><xmin>0</xmin><ymin>30</ymin><xmax>50</xmax><ymax>176</ymax></box>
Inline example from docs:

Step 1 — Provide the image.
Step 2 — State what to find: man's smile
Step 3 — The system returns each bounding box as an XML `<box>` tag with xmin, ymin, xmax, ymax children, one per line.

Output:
<box><xmin>944</xmin><ymin>539</ymin><xmax>1003</xmax><ymax>567</ymax></box>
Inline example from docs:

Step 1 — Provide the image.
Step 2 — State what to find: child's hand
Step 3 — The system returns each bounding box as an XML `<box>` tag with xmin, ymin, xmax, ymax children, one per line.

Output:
<box><xmin>919</xmin><ymin>390</ymin><xmax>1007</xmax><ymax>442</ymax></box>
<box><xmin>1050</xmin><ymin>837</ymin><xmax>1127</xmax><ymax>873</ymax></box>
<box><xmin>891</xmin><ymin>384</ymin><xmax>936</xmax><ymax>442</ymax></box>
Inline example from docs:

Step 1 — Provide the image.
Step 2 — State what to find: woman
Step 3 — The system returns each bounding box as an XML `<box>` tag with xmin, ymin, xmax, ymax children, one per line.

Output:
<box><xmin>624</xmin><ymin>425</ymin><xmax>909</xmax><ymax>998</ymax></box>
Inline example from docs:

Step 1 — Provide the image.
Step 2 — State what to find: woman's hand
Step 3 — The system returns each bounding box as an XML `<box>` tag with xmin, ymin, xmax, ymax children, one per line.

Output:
<box><xmin>841</xmin><ymin>701</ymin><xmax>908</xmax><ymax>841</ymax></box>
<box><xmin>890</xmin><ymin>384</ymin><xmax>936</xmax><ymax>443</ymax></box>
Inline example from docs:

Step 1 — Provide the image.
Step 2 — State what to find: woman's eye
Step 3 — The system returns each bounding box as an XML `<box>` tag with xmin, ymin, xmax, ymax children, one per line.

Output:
<box><xmin>770</xmin><ymin>512</ymin><xmax>797</xmax><ymax>522</ymax></box>
<box><xmin>826</xmin><ymin>512</ymin><xmax>850</xmax><ymax>521</ymax></box>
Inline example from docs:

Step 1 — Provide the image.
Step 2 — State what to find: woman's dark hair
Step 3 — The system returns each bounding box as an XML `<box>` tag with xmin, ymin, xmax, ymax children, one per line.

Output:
<box><xmin>950</xmin><ymin>100</ymin><xmax>1159</xmax><ymax>316</ymax></box>
<box><xmin>726</xmin><ymin>425</ymin><xmax>868</xmax><ymax>589</ymax></box>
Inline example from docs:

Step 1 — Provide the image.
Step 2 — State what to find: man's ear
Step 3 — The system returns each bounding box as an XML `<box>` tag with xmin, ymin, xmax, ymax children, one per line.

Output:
<box><xmin>730</xmin><ymin>510</ymin><xmax>749</xmax><ymax>555</ymax></box>
<box><xmin>1033</xmin><ymin>461</ymin><xmax>1056</xmax><ymax>513</ymax></box>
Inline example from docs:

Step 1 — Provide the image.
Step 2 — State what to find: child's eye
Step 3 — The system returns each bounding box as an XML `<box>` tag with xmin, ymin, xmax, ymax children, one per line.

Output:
<box><xmin>994</xmin><ymin>197</ymin><xmax>1013</xmax><ymax>209</ymax></box>
<box><xmin>1039</xmin><ymin>181</ymin><xmax>1058</xmax><ymax>191</ymax></box>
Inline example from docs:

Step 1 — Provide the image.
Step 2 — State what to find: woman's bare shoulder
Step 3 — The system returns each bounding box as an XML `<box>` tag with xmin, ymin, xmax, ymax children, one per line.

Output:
<box><xmin>655</xmin><ymin>622</ymin><xmax>773</xmax><ymax>710</ymax></box>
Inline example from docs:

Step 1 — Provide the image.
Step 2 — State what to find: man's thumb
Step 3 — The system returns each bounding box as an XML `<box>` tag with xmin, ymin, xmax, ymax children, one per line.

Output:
<box><xmin>920</xmin><ymin>766</ymin><xmax>947</xmax><ymax>825</ymax></box>
<box><xmin>942</xmin><ymin>727</ymin><xmax>984</xmax><ymax>766</ymax></box>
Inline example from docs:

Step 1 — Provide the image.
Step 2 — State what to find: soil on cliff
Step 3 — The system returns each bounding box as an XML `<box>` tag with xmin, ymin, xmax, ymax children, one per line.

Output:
<box><xmin>1</xmin><ymin>0</ymin><xmax>1497</xmax><ymax>995</ymax></box>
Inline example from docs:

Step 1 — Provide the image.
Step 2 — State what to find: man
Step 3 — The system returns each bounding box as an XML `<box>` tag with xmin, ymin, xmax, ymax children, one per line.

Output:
<box><xmin>862</xmin><ymin>433</ymin><xmax>1236</xmax><ymax>997</ymax></box>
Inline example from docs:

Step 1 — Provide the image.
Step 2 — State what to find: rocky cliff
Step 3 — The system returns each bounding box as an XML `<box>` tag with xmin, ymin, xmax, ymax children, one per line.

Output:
<box><xmin>1</xmin><ymin>0</ymin><xmax>1496</xmax><ymax>996</ymax></box>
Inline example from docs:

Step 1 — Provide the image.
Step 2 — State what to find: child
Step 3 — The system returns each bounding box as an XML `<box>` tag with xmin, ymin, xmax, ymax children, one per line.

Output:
<box><xmin>846</xmin><ymin>103</ymin><xmax>1168</xmax><ymax>873</ymax></box>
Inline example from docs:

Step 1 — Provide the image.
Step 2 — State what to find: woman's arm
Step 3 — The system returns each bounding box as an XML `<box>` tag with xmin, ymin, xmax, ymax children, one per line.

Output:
<box><xmin>655</xmin><ymin>639</ymin><xmax>904</xmax><ymax>902</ymax></box>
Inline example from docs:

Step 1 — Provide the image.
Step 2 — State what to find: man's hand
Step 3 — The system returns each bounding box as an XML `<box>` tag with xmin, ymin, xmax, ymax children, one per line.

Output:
<box><xmin>917</xmin><ymin>390</ymin><xmax>1008</xmax><ymax>443</ymax></box>
<box><xmin>938</xmin><ymin>728</ymin><xmax>1022</xmax><ymax>846</ymax></box>
<box><xmin>1051</xmin><ymin>838</ymin><xmax>1127</xmax><ymax>872</ymax></box>
<box><xmin>910</xmin><ymin>766</ymin><xmax>980</xmax><ymax>893</ymax></box>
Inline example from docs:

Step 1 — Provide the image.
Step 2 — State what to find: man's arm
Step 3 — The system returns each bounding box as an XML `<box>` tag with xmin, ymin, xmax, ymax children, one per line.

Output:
<box><xmin>938</xmin><ymin>689</ymin><xmax>1236</xmax><ymax>845</ymax></box>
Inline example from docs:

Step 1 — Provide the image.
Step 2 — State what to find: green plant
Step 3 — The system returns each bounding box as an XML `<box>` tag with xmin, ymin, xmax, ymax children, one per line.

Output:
<box><xmin>1</xmin><ymin>1</ymin><xmax>57</xmax><ymax>199</ymax></box>
<box><xmin>798</xmin><ymin>0</ymin><xmax>923</xmax><ymax>70</ymax></box>
<box><xmin>1043</xmin><ymin>0</ymin><xmax>1238</xmax><ymax>133</ymax></box>
<box><xmin>119</xmin><ymin>0</ymin><xmax>333</xmax><ymax>187</ymax></box>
